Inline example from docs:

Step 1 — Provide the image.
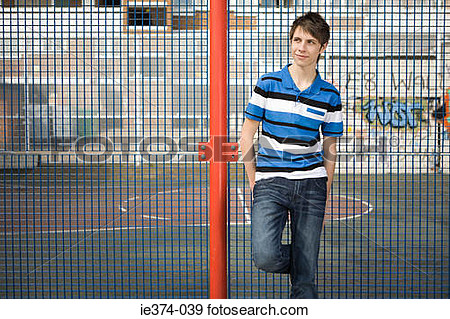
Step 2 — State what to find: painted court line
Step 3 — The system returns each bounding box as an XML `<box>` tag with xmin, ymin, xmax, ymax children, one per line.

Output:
<box><xmin>331</xmin><ymin>195</ymin><xmax>374</xmax><ymax>221</ymax></box>
<box><xmin>237</xmin><ymin>187</ymin><xmax>251</xmax><ymax>224</ymax></box>
<box><xmin>124</xmin><ymin>196</ymin><xmax>140</xmax><ymax>202</ymax></box>
<box><xmin>116</xmin><ymin>189</ymin><xmax>181</xmax><ymax>217</ymax></box>
<box><xmin>142</xmin><ymin>214</ymin><xmax>171</xmax><ymax>221</ymax></box>
<box><xmin>4</xmin><ymin>187</ymin><xmax>374</xmax><ymax>236</ymax></box>
<box><xmin>3</xmin><ymin>225</ymin><xmax>153</xmax><ymax>236</ymax></box>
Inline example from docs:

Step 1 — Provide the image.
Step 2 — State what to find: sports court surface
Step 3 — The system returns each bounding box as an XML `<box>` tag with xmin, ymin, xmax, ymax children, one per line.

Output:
<box><xmin>0</xmin><ymin>164</ymin><xmax>447</xmax><ymax>298</ymax></box>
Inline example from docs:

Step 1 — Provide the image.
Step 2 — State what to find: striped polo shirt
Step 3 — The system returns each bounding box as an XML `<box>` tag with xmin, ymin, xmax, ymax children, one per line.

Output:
<box><xmin>245</xmin><ymin>64</ymin><xmax>344</xmax><ymax>181</ymax></box>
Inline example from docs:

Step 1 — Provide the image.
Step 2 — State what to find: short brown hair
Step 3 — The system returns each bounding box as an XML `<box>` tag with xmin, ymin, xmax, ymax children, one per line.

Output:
<box><xmin>289</xmin><ymin>12</ymin><xmax>330</xmax><ymax>46</ymax></box>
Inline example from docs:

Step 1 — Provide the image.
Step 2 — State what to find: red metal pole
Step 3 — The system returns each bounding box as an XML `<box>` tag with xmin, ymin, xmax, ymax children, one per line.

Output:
<box><xmin>209</xmin><ymin>0</ymin><xmax>228</xmax><ymax>299</ymax></box>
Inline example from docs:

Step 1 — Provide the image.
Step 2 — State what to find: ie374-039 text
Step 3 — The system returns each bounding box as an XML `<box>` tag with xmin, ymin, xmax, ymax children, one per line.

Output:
<box><xmin>140</xmin><ymin>302</ymin><xmax>308</xmax><ymax>317</ymax></box>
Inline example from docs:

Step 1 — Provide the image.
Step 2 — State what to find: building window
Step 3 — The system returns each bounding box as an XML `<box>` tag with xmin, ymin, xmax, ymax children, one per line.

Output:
<box><xmin>54</xmin><ymin>0</ymin><xmax>82</xmax><ymax>6</ymax></box>
<box><xmin>3</xmin><ymin>0</ymin><xmax>82</xmax><ymax>6</ymax></box>
<box><xmin>28</xmin><ymin>85</ymin><xmax>56</xmax><ymax>150</ymax></box>
<box><xmin>259</xmin><ymin>0</ymin><xmax>292</xmax><ymax>7</ymax></box>
<box><xmin>141</xmin><ymin>56</ymin><xmax>166</xmax><ymax>77</ymax></box>
<box><xmin>172</xmin><ymin>0</ymin><xmax>194</xmax><ymax>13</ymax></box>
<box><xmin>28</xmin><ymin>84</ymin><xmax>54</xmax><ymax>105</ymax></box>
<box><xmin>15</xmin><ymin>0</ymin><xmax>53</xmax><ymax>5</ymax></box>
<box><xmin>369</xmin><ymin>32</ymin><xmax>437</xmax><ymax>59</ymax></box>
<box><xmin>0</xmin><ymin>83</ymin><xmax>27</xmax><ymax>151</ymax></box>
<box><xmin>363</xmin><ymin>0</ymin><xmax>436</xmax><ymax>6</ymax></box>
<box><xmin>127</xmin><ymin>6</ymin><xmax>167</xmax><ymax>27</ymax></box>
<box><xmin>96</xmin><ymin>0</ymin><xmax>120</xmax><ymax>7</ymax></box>
<box><xmin>1</xmin><ymin>0</ymin><xmax>14</xmax><ymax>6</ymax></box>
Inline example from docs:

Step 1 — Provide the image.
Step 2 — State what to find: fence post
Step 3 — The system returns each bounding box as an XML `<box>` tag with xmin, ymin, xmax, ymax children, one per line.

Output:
<box><xmin>209</xmin><ymin>0</ymin><xmax>228</xmax><ymax>299</ymax></box>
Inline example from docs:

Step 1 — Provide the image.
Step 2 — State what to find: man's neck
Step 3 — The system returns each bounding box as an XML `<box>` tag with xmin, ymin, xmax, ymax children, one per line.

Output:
<box><xmin>288</xmin><ymin>64</ymin><xmax>317</xmax><ymax>91</ymax></box>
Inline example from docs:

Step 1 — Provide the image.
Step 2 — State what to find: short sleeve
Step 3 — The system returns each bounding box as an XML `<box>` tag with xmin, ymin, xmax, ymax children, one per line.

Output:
<box><xmin>321</xmin><ymin>94</ymin><xmax>344</xmax><ymax>137</ymax></box>
<box><xmin>245</xmin><ymin>77</ymin><xmax>268</xmax><ymax>122</ymax></box>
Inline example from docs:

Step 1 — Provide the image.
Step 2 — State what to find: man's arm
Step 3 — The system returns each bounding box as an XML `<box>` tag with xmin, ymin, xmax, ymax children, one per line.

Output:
<box><xmin>322</xmin><ymin>136</ymin><xmax>338</xmax><ymax>200</ymax></box>
<box><xmin>240</xmin><ymin>118</ymin><xmax>260</xmax><ymax>191</ymax></box>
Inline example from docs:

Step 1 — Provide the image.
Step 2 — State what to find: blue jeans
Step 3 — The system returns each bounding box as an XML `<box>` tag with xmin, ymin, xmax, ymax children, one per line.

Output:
<box><xmin>251</xmin><ymin>176</ymin><xmax>327</xmax><ymax>299</ymax></box>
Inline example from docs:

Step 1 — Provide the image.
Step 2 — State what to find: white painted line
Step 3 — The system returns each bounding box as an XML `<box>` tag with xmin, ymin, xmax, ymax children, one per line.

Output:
<box><xmin>124</xmin><ymin>196</ymin><xmax>140</xmax><ymax>203</ymax></box>
<box><xmin>142</xmin><ymin>214</ymin><xmax>171</xmax><ymax>221</ymax></box>
<box><xmin>122</xmin><ymin>189</ymin><xmax>181</xmax><ymax>213</ymax></box>
<box><xmin>330</xmin><ymin>195</ymin><xmax>373</xmax><ymax>221</ymax></box>
<box><xmin>3</xmin><ymin>225</ymin><xmax>154</xmax><ymax>236</ymax></box>
<box><xmin>237</xmin><ymin>187</ymin><xmax>251</xmax><ymax>224</ymax></box>
<box><xmin>3</xmin><ymin>221</ymin><xmax>247</xmax><ymax>236</ymax></box>
<box><xmin>6</xmin><ymin>187</ymin><xmax>257</xmax><ymax>236</ymax></box>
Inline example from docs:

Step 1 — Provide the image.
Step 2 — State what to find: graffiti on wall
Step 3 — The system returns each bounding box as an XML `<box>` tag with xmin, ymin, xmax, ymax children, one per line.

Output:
<box><xmin>340</xmin><ymin>95</ymin><xmax>443</xmax><ymax>167</ymax></box>
<box><xmin>355</xmin><ymin>97</ymin><xmax>437</xmax><ymax>129</ymax></box>
<box><xmin>345</xmin><ymin>71</ymin><xmax>437</xmax><ymax>94</ymax></box>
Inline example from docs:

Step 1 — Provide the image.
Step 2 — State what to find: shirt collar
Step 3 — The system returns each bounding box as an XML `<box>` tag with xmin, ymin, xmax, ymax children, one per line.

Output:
<box><xmin>281</xmin><ymin>64</ymin><xmax>323</xmax><ymax>95</ymax></box>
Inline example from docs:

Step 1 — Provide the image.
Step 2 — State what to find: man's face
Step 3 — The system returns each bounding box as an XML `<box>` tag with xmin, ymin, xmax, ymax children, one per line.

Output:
<box><xmin>290</xmin><ymin>27</ymin><xmax>327</xmax><ymax>68</ymax></box>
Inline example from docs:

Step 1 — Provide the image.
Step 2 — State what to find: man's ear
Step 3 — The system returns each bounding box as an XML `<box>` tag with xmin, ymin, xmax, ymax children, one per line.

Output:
<box><xmin>320</xmin><ymin>42</ymin><xmax>328</xmax><ymax>54</ymax></box>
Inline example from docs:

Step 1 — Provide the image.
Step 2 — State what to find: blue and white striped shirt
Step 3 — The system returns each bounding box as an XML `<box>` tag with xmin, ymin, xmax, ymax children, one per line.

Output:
<box><xmin>245</xmin><ymin>64</ymin><xmax>344</xmax><ymax>181</ymax></box>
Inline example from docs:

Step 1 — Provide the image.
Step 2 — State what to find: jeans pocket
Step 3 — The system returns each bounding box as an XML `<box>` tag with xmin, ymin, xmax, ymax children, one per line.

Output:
<box><xmin>307</xmin><ymin>177</ymin><xmax>327</xmax><ymax>196</ymax></box>
<box><xmin>302</xmin><ymin>178</ymin><xmax>327</xmax><ymax>217</ymax></box>
<box><xmin>253</xmin><ymin>177</ymin><xmax>280</xmax><ymax>195</ymax></box>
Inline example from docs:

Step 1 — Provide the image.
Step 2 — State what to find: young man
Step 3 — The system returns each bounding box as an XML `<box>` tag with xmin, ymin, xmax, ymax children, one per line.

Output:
<box><xmin>240</xmin><ymin>12</ymin><xmax>343</xmax><ymax>298</ymax></box>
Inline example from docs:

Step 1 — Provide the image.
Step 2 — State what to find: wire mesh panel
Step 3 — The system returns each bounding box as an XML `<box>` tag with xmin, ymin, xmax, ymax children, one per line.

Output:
<box><xmin>0</xmin><ymin>0</ymin><xmax>210</xmax><ymax>298</ymax></box>
<box><xmin>228</xmin><ymin>0</ymin><xmax>449</xmax><ymax>298</ymax></box>
<box><xmin>1</xmin><ymin>0</ymin><xmax>449</xmax><ymax>299</ymax></box>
